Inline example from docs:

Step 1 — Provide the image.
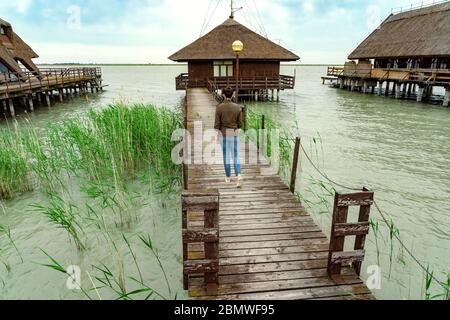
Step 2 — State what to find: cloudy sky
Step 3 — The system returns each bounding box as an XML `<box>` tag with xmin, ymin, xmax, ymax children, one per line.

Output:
<box><xmin>0</xmin><ymin>0</ymin><xmax>426</xmax><ymax>64</ymax></box>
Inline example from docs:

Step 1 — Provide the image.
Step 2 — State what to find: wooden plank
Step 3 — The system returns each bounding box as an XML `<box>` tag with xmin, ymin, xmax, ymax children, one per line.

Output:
<box><xmin>182</xmin><ymin>191</ymin><xmax>219</xmax><ymax>211</ymax></box>
<box><xmin>219</xmin><ymin>259</ymin><xmax>328</xmax><ymax>275</ymax></box>
<box><xmin>220</xmin><ymin>238</ymin><xmax>330</xmax><ymax>251</ymax></box>
<box><xmin>220</xmin><ymin>232</ymin><xmax>327</xmax><ymax>243</ymax></box>
<box><xmin>184</xmin><ymin>260</ymin><xmax>219</xmax><ymax>275</ymax></box>
<box><xmin>194</xmin><ymin>284</ymin><xmax>371</xmax><ymax>300</ymax></box>
<box><xmin>331</xmin><ymin>250</ymin><xmax>366</xmax><ymax>266</ymax></box>
<box><xmin>336</xmin><ymin>191</ymin><xmax>374</xmax><ymax>207</ymax></box>
<box><xmin>183</xmin><ymin>229</ymin><xmax>219</xmax><ymax>243</ymax></box>
<box><xmin>334</xmin><ymin>222</ymin><xmax>370</xmax><ymax>237</ymax></box>
<box><xmin>189</xmin><ymin>275</ymin><xmax>363</xmax><ymax>297</ymax></box>
<box><xmin>220</xmin><ymin>251</ymin><xmax>329</xmax><ymax>266</ymax></box>
<box><xmin>220</xmin><ymin>245</ymin><xmax>330</xmax><ymax>258</ymax></box>
<box><xmin>220</xmin><ymin>226</ymin><xmax>320</xmax><ymax>237</ymax></box>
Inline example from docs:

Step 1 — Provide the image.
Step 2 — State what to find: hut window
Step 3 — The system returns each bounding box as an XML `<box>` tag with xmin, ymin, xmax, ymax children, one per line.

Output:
<box><xmin>0</xmin><ymin>27</ymin><xmax>5</xmax><ymax>35</ymax></box>
<box><xmin>214</xmin><ymin>61</ymin><xmax>233</xmax><ymax>77</ymax></box>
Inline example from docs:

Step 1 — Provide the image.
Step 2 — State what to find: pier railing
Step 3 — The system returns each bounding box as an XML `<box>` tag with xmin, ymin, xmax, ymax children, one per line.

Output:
<box><xmin>327</xmin><ymin>66</ymin><xmax>344</xmax><ymax>77</ymax></box>
<box><xmin>0</xmin><ymin>67</ymin><xmax>102</xmax><ymax>96</ymax></box>
<box><xmin>327</xmin><ymin>65</ymin><xmax>450</xmax><ymax>85</ymax></box>
<box><xmin>182</xmin><ymin>189</ymin><xmax>220</xmax><ymax>294</ymax></box>
<box><xmin>176</xmin><ymin>73</ymin><xmax>296</xmax><ymax>91</ymax></box>
<box><xmin>372</xmin><ymin>68</ymin><xmax>450</xmax><ymax>84</ymax></box>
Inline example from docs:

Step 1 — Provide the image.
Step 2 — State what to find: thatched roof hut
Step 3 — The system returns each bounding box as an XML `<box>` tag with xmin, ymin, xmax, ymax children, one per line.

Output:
<box><xmin>0</xmin><ymin>18</ymin><xmax>40</xmax><ymax>77</ymax></box>
<box><xmin>170</xmin><ymin>18</ymin><xmax>299</xmax><ymax>91</ymax></box>
<box><xmin>169</xmin><ymin>18</ymin><xmax>299</xmax><ymax>62</ymax></box>
<box><xmin>349</xmin><ymin>2</ymin><xmax>450</xmax><ymax>60</ymax></box>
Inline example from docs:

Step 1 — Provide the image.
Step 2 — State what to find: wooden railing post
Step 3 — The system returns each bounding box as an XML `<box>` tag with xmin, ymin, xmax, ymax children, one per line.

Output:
<box><xmin>290</xmin><ymin>137</ymin><xmax>301</xmax><ymax>193</ymax></box>
<box><xmin>182</xmin><ymin>190</ymin><xmax>220</xmax><ymax>294</ymax></box>
<box><xmin>260</xmin><ymin>114</ymin><xmax>266</xmax><ymax>156</ymax></box>
<box><xmin>328</xmin><ymin>189</ymin><xmax>374</xmax><ymax>280</ymax></box>
<box><xmin>183</xmin><ymin>95</ymin><xmax>189</xmax><ymax>191</ymax></box>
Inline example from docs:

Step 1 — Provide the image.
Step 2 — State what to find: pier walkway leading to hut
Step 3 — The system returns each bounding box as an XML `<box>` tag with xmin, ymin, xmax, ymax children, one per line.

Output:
<box><xmin>182</xmin><ymin>88</ymin><xmax>374</xmax><ymax>300</ymax></box>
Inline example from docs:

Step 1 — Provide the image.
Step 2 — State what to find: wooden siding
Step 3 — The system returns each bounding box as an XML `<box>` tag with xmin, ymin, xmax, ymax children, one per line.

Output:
<box><xmin>187</xmin><ymin>60</ymin><xmax>281</xmax><ymax>86</ymax></box>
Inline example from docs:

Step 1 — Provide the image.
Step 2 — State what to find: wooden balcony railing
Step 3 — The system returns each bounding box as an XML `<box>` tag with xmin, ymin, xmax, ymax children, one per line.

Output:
<box><xmin>176</xmin><ymin>74</ymin><xmax>296</xmax><ymax>91</ymax></box>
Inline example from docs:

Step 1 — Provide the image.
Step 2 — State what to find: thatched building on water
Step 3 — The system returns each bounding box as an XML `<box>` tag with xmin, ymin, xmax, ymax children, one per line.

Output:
<box><xmin>328</xmin><ymin>1</ymin><xmax>450</xmax><ymax>106</ymax></box>
<box><xmin>169</xmin><ymin>16</ymin><xmax>299</xmax><ymax>100</ymax></box>
<box><xmin>0</xmin><ymin>18</ymin><xmax>40</xmax><ymax>81</ymax></box>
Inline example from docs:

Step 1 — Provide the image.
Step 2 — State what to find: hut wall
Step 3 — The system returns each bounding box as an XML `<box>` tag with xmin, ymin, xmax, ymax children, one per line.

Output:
<box><xmin>188</xmin><ymin>60</ymin><xmax>281</xmax><ymax>83</ymax></box>
<box><xmin>238</xmin><ymin>61</ymin><xmax>280</xmax><ymax>77</ymax></box>
<box><xmin>188</xmin><ymin>61</ymin><xmax>213</xmax><ymax>86</ymax></box>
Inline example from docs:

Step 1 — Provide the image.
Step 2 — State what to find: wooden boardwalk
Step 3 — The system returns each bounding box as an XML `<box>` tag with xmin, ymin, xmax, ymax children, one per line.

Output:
<box><xmin>1</xmin><ymin>68</ymin><xmax>103</xmax><ymax>117</ymax></box>
<box><xmin>183</xmin><ymin>88</ymin><xmax>374</xmax><ymax>300</ymax></box>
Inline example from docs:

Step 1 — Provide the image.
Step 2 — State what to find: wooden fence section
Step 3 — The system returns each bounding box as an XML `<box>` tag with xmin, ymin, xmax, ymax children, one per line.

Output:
<box><xmin>183</xmin><ymin>88</ymin><xmax>374</xmax><ymax>300</ymax></box>
<box><xmin>182</xmin><ymin>190</ymin><xmax>220</xmax><ymax>295</ymax></box>
<box><xmin>328</xmin><ymin>189</ymin><xmax>374</xmax><ymax>279</ymax></box>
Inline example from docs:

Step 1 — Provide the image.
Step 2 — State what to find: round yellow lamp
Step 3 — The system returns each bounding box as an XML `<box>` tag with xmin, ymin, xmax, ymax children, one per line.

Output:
<box><xmin>232</xmin><ymin>40</ymin><xmax>244</xmax><ymax>54</ymax></box>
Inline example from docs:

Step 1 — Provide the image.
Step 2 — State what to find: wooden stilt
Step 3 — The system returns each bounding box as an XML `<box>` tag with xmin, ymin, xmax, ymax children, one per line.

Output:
<box><xmin>46</xmin><ymin>92</ymin><xmax>51</xmax><ymax>107</ymax></box>
<box><xmin>443</xmin><ymin>88</ymin><xmax>450</xmax><ymax>107</ymax></box>
<box><xmin>28</xmin><ymin>95</ymin><xmax>34</xmax><ymax>112</ymax></box>
<box><xmin>377</xmin><ymin>81</ymin><xmax>383</xmax><ymax>96</ymax></box>
<box><xmin>9</xmin><ymin>99</ymin><xmax>15</xmax><ymax>117</ymax></box>
<box><xmin>59</xmin><ymin>89</ymin><xmax>64</xmax><ymax>102</ymax></box>
<box><xmin>417</xmin><ymin>86</ymin><xmax>425</xmax><ymax>102</ymax></box>
<box><xmin>385</xmin><ymin>81</ymin><xmax>390</xmax><ymax>96</ymax></box>
<box><xmin>395</xmin><ymin>83</ymin><xmax>401</xmax><ymax>99</ymax></box>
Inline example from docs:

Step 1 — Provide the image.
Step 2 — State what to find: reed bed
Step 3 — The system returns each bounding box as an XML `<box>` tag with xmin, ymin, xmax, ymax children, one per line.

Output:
<box><xmin>0</xmin><ymin>103</ymin><xmax>182</xmax><ymax>200</ymax></box>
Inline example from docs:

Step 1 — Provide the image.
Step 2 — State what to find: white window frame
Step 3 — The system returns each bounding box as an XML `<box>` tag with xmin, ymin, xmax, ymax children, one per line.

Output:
<box><xmin>214</xmin><ymin>61</ymin><xmax>233</xmax><ymax>77</ymax></box>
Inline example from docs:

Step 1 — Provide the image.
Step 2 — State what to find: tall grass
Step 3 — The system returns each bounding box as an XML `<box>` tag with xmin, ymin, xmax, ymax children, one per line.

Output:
<box><xmin>0</xmin><ymin>125</ymin><xmax>31</xmax><ymax>199</ymax></box>
<box><xmin>32</xmin><ymin>193</ymin><xmax>85</xmax><ymax>251</ymax></box>
<box><xmin>0</xmin><ymin>103</ymin><xmax>182</xmax><ymax>201</ymax></box>
<box><xmin>40</xmin><ymin>233</ymin><xmax>176</xmax><ymax>300</ymax></box>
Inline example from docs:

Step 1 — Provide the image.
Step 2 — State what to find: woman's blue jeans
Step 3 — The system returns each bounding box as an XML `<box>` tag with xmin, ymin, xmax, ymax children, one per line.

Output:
<box><xmin>220</xmin><ymin>136</ymin><xmax>242</xmax><ymax>178</ymax></box>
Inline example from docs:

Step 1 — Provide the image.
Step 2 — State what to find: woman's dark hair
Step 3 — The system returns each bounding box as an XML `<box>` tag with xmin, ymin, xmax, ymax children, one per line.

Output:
<box><xmin>223</xmin><ymin>87</ymin><xmax>234</xmax><ymax>99</ymax></box>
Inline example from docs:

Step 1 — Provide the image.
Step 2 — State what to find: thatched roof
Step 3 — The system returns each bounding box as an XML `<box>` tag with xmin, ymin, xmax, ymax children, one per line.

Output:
<box><xmin>349</xmin><ymin>2</ymin><xmax>450</xmax><ymax>60</ymax></box>
<box><xmin>0</xmin><ymin>17</ymin><xmax>40</xmax><ymax>76</ymax></box>
<box><xmin>169</xmin><ymin>18</ymin><xmax>299</xmax><ymax>62</ymax></box>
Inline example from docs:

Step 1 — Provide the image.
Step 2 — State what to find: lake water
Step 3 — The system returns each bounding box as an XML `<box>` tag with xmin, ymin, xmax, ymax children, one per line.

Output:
<box><xmin>0</xmin><ymin>65</ymin><xmax>449</xmax><ymax>300</ymax></box>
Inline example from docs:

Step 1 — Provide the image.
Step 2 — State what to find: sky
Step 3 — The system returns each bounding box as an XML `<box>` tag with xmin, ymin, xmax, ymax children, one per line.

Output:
<box><xmin>0</xmin><ymin>0</ymin><xmax>436</xmax><ymax>64</ymax></box>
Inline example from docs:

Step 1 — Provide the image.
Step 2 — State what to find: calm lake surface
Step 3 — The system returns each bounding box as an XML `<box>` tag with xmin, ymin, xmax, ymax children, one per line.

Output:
<box><xmin>0</xmin><ymin>65</ymin><xmax>449</xmax><ymax>300</ymax></box>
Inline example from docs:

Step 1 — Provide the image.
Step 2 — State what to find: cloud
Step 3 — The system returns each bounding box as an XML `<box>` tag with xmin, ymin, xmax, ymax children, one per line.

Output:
<box><xmin>3</xmin><ymin>0</ymin><xmax>429</xmax><ymax>64</ymax></box>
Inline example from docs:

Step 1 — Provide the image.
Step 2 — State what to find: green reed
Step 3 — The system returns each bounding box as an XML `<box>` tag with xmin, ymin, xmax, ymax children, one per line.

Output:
<box><xmin>0</xmin><ymin>103</ymin><xmax>182</xmax><ymax>201</ymax></box>
<box><xmin>41</xmin><ymin>233</ymin><xmax>175</xmax><ymax>300</ymax></box>
<box><xmin>32</xmin><ymin>193</ymin><xmax>85</xmax><ymax>251</ymax></box>
<box><xmin>0</xmin><ymin>125</ymin><xmax>31</xmax><ymax>199</ymax></box>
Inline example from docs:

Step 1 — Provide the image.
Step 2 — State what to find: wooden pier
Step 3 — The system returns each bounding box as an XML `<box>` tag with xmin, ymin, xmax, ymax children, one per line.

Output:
<box><xmin>0</xmin><ymin>67</ymin><xmax>103</xmax><ymax>117</ymax></box>
<box><xmin>326</xmin><ymin>65</ymin><xmax>450</xmax><ymax>106</ymax></box>
<box><xmin>181</xmin><ymin>88</ymin><xmax>375</xmax><ymax>300</ymax></box>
